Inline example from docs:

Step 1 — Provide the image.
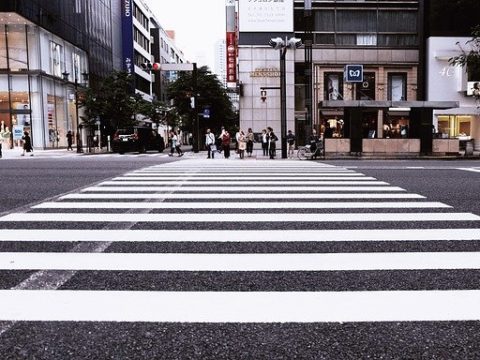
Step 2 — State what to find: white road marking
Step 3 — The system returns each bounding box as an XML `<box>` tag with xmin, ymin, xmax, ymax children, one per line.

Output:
<box><xmin>126</xmin><ymin>174</ymin><xmax>363</xmax><ymax>178</ymax></box>
<box><xmin>100</xmin><ymin>180</ymin><xmax>389</xmax><ymax>186</ymax></box>
<box><xmin>33</xmin><ymin>201</ymin><xmax>451</xmax><ymax>209</ymax></box>
<box><xmin>60</xmin><ymin>193</ymin><xmax>424</xmax><ymax>200</ymax></box>
<box><xmin>81</xmin><ymin>186</ymin><xmax>403</xmax><ymax>192</ymax></box>
<box><xmin>1</xmin><ymin>212</ymin><xmax>478</xmax><ymax>222</ymax></box>
<box><xmin>1</xmin><ymin>290</ymin><xmax>480</xmax><ymax>322</ymax></box>
<box><xmin>2</xmin><ymin>252</ymin><xmax>480</xmax><ymax>271</ymax></box>
<box><xmin>0</xmin><ymin>229</ymin><xmax>478</xmax><ymax>242</ymax></box>
<box><xmin>458</xmin><ymin>167</ymin><xmax>480</xmax><ymax>173</ymax></box>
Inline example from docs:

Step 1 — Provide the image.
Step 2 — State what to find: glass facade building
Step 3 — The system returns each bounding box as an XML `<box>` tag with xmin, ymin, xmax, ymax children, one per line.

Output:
<box><xmin>0</xmin><ymin>0</ymin><xmax>118</xmax><ymax>149</ymax></box>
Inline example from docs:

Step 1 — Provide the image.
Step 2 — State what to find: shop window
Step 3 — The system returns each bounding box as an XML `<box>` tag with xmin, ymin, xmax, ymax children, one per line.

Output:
<box><xmin>356</xmin><ymin>73</ymin><xmax>375</xmax><ymax>100</ymax></box>
<box><xmin>388</xmin><ymin>73</ymin><xmax>407</xmax><ymax>101</ymax></box>
<box><xmin>383</xmin><ymin>115</ymin><xmax>410</xmax><ymax>138</ymax></box>
<box><xmin>436</xmin><ymin>115</ymin><xmax>472</xmax><ymax>138</ymax></box>
<box><xmin>322</xmin><ymin>117</ymin><xmax>345</xmax><ymax>138</ymax></box>
<box><xmin>362</xmin><ymin>113</ymin><xmax>378</xmax><ymax>138</ymax></box>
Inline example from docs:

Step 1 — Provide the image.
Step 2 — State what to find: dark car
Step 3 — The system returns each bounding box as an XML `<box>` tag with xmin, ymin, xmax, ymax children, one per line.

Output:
<box><xmin>112</xmin><ymin>123</ymin><xmax>165</xmax><ymax>154</ymax></box>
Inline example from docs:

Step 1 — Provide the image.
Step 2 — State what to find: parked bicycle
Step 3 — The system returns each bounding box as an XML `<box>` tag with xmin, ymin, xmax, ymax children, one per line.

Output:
<box><xmin>297</xmin><ymin>141</ymin><xmax>324</xmax><ymax>160</ymax></box>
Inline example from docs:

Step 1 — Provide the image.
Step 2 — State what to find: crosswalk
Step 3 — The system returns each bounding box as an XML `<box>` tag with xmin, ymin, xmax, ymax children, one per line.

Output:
<box><xmin>0</xmin><ymin>159</ymin><xmax>479</xmax><ymax>328</ymax></box>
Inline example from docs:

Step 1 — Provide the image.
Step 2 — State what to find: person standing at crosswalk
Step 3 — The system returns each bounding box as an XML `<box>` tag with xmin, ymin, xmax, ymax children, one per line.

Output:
<box><xmin>222</xmin><ymin>129</ymin><xmax>231</xmax><ymax>159</ymax></box>
<box><xmin>205</xmin><ymin>128</ymin><xmax>216</xmax><ymax>159</ymax></box>
<box><xmin>267</xmin><ymin>127</ymin><xmax>278</xmax><ymax>159</ymax></box>
<box><xmin>261</xmin><ymin>129</ymin><xmax>268</xmax><ymax>156</ymax></box>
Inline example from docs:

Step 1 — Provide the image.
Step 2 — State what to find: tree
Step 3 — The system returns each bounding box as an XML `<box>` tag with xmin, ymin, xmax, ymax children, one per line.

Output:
<box><xmin>449</xmin><ymin>25</ymin><xmax>480</xmax><ymax>81</ymax></box>
<box><xmin>167</xmin><ymin>65</ymin><xmax>236</xmax><ymax>134</ymax></box>
<box><xmin>79</xmin><ymin>71</ymin><xmax>158</xmax><ymax>134</ymax></box>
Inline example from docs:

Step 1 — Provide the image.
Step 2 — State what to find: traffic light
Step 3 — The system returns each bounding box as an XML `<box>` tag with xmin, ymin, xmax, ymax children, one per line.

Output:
<box><xmin>140</xmin><ymin>61</ymin><xmax>161</xmax><ymax>72</ymax></box>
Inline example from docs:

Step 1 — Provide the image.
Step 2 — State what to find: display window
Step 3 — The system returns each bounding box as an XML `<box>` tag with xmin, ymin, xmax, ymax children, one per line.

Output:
<box><xmin>383</xmin><ymin>114</ymin><xmax>410</xmax><ymax>138</ymax></box>
<box><xmin>436</xmin><ymin>115</ymin><xmax>472</xmax><ymax>139</ymax></box>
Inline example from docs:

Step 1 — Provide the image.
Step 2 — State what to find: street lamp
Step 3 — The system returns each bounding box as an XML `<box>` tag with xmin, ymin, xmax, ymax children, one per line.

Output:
<box><xmin>269</xmin><ymin>37</ymin><xmax>302</xmax><ymax>159</ymax></box>
<box><xmin>63</xmin><ymin>71</ymin><xmax>89</xmax><ymax>153</ymax></box>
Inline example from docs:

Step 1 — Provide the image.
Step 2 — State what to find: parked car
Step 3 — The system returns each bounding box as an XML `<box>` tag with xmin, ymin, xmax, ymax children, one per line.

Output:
<box><xmin>111</xmin><ymin>123</ymin><xmax>165</xmax><ymax>154</ymax></box>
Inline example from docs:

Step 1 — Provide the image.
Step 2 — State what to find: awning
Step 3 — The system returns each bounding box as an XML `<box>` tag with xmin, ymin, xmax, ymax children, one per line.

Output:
<box><xmin>320</xmin><ymin>100</ymin><xmax>459</xmax><ymax>110</ymax></box>
<box><xmin>433</xmin><ymin>107</ymin><xmax>480</xmax><ymax>116</ymax></box>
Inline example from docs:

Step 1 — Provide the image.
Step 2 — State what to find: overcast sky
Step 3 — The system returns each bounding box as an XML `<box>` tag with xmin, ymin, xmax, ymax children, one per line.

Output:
<box><xmin>145</xmin><ymin>0</ymin><xmax>226</xmax><ymax>72</ymax></box>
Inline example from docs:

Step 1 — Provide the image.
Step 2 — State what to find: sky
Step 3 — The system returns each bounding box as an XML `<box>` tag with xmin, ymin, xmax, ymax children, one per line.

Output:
<box><xmin>145</xmin><ymin>0</ymin><xmax>226</xmax><ymax>73</ymax></box>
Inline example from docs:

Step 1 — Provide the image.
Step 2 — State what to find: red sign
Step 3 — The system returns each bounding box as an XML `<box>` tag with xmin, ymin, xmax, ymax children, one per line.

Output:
<box><xmin>226</xmin><ymin>31</ymin><xmax>237</xmax><ymax>84</ymax></box>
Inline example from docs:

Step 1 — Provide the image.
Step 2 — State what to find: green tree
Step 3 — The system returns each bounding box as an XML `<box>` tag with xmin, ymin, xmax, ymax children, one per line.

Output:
<box><xmin>80</xmin><ymin>71</ymin><xmax>158</xmax><ymax>134</ymax></box>
<box><xmin>449</xmin><ymin>25</ymin><xmax>480</xmax><ymax>80</ymax></box>
<box><xmin>167</xmin><ymin>65</ymin><xmax>236</xmax><ymax>134</ymax></box>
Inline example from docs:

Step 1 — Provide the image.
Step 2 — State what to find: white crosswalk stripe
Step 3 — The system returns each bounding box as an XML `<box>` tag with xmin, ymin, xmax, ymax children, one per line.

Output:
<box><xmin>0</xmin><ymin>159</ymin><xmax>479</xmax><ymax>326</ymax></box>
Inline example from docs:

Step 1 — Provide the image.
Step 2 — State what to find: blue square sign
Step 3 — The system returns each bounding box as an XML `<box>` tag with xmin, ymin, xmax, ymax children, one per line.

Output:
<box><xmin>344</xmin><ymin>65</ymin><xmax>364</xmax><ymax>83</ymax></box>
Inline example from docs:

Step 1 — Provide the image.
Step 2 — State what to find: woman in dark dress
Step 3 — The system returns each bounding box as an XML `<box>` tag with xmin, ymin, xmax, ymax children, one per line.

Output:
<box><xmin>22</xmin><ymin>131</ymin><xmax>33</xmax><ymax>156</ymax></box>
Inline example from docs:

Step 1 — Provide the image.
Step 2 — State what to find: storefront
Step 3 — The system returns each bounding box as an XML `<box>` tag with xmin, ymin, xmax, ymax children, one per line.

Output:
<box><xmin>319</xmin><ymin>100</ymin><xmax>459</xmax><ymax>155</ymax></box>
<box><xmin>0</xmin><ymin>18</ymin><xmax>89</xmax><ymax>150</ymax></box>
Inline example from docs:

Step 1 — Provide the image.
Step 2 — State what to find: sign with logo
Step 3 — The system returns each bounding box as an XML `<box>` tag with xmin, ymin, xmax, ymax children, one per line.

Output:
<box><xmin>121</xmin><ymin>0</ymin><xmax>134</xmax><ymax>76</ymax></box>
<box><xmin>344</xmin><ymin>65</ymin><xmax>364</xmax><ymax>83</ymax></box>
<box><xmin>13</xmin><ymin>126</ymin><xmax>24</xmax><ymax>140</ymax></box>
<box><xmin>226</xmin><ymin>32</ymin><xmax>237</xmax><ymax>86</ymax></box>
<box><xmin>238</xmin><ymin>0</ymin><xmax>293</xmax><ymax>32</ymax></box>
<box><xmin>203</xmin><ymin>107</ymin><xmax>211</xmax><ymax>118</ymax></box>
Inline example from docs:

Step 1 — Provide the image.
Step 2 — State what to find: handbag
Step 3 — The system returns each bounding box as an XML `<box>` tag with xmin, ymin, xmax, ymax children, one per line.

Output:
<box><xmin>210</xmin><ymin>144</ymin><xmax>217</xmax><ymax>152</ymax></box>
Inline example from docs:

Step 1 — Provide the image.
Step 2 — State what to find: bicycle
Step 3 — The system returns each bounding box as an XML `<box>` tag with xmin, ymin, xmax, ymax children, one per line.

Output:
<box><xmin>297</xmin><ymin>141</ymin><xmax>324</xmax><ymax>160</ymax></box>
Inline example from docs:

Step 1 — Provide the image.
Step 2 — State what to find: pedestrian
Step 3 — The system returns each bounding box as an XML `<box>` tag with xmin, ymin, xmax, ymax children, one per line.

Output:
<box><xmin>267</xmin><ymin>127</ymin><xmax>278</xmax><ymax>159</ymax></box>
<box><xmin>217</xmin><ymin>126</ymin><xmax>226</xmax><ymax>153</ymax></box>
<box><xmin>205</xmin><ymin>128</ymin><xmax>216</xmax><ymax>159</ymax></box>
<box><xmin>309</xmin><ymin>129</ymin><xmax>320</xmax><ymax>159</ymax></box>
<box><xmin>22</xmin><ymin>131</ymin><xmax>33</xmax><ymax>156</ymax></box>
<box><xmin>238</xmin><ymin>130</ymin><xmax>246</xmax><ymax>159</ymax></box>
<box><xmin>222</xmin><ymin>130</ymin><xmax>231</xmax><ymax>159</ymax></box>
<box><xmin>66</xmin><ymin>130</ymin><xmax>73</xmax><ymax>151</ymax></box>
<box><xmin>168</xmin><ymin>131</ymin><xmax>183</xmax><ymax>157</ymax></box>
<box><xmin>235</xmin><ymin>128</ymin><xmax>241</xmax><ymax>154</ymax></box>
<box><xmin>261</xmin><ymin>129</ymin><xmax>268</xmax><ymax>156</ymax></box>
<box><xmin>246</xmin><ymin>128</ymin><xmax>254</xmax><ymax>157</ymax></box>
<box><xmin>286</xmin><ymin>129</ymin><xmax>295</xmax><ymax>158</ymax></box>
<box><xmin>175</xmin><ymin>132</ymin><xmax>183</xmax><ymax>156</ymax></box>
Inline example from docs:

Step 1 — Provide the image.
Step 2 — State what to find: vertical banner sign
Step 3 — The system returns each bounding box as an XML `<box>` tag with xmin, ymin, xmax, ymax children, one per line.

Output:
<box><xmin>122</xmin><ymin>0</ymin><xmax>134</xmax><ymax>76</ymax></box>
<box><xmin>226</xmin><ymin>0</ymin><xmax>237</xmax><ymax>87</ymax></box>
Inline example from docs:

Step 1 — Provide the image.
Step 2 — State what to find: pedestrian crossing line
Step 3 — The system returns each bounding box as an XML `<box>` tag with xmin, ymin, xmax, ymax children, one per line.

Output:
<box><xmin>3</xmin><ymin>252</ymin><xmax>480</xmax><ymax>271</ymax></box>
<box><xmin>1</xmin><ymin>289</ymin><xmax>480</xmax><ymax>322</ymax></box>
<box><xmin>32</xmin><ymin>201</ymin><xmax>451</xmax><ymax>210</ymax></box>
<box><xmin>80</xmin><ymin>186</ymin><xmax>403</xmax><ymax>192</ymax></box>
<box><xmin>1</xmin><ymin>212</ymin><xmax>478</xmax><ymax>223</ymax></box>
<box><xmin>101</xmin><ymin>180</ymin><xmax>389</xmax><ymax>186</ymax></box>
<box><xmin>60</xmin><ymin>193</ymin><xmax>425</xmax><ymax>200</ymax></box>
<box><xmin>0</xmin><ymin>229</ymin><xmax>478</xmax><ymax>242</ymax></box>
<box><xmin>458</xmin><ymin>167</ymin><xmax>480</xmax><ymax>174</ymax></box>
<box><xmin>122</xmin><ymin>172</ymin><xmax>366</xmax><ymax>180</ymax></box>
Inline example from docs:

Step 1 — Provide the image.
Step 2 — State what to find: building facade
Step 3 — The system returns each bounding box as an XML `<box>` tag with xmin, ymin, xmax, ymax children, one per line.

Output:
<box><xmin>0</xmin><ymin>0</ymin><xmax>118</xmax><ymax>150</ymax></box>
<box><xmin>424</xmin><ymin>0</ymin><xmax>480</xmax><ymax>152</ymax></box>
<box><xmin>236</xmin><ymin>0</ymin><xmax>466</xmax><ymax>155</ymax></box>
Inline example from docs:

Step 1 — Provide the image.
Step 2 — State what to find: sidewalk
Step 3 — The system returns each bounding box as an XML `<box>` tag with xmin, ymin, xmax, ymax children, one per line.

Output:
<box><xmin>1</xmin><ymin>146</ymin><xmax>478</xmax><ymax>160</ymax></box>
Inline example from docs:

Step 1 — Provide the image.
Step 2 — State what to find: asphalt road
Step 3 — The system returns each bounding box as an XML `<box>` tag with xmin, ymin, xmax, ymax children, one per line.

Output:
<box><xmin>0</xmin><ymin>155</ymin><xmax>479</xmax><ymax>359</ymax></box>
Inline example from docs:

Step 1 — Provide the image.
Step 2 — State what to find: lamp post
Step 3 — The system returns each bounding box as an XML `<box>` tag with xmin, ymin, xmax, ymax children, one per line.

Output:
<box><xmin>63</xmin><ymin>71</ymin><xmax>89</xmax><ymax>153</ymax></box>
<box><xmin>269</xmin><ymin>37</ymin><xmax>302</xmax><ymax>159</ymax></box>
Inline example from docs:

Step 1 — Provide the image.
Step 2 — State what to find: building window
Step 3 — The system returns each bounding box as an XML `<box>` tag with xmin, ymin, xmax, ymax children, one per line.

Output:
<box><xmin>388</xmin><ymin>73</ymin><xmax>407</xmax><ymax>101</ymax></box>
<box><xmin>324</xmin><ymin>73</ymin><xmax>343</xmax><ymax>100</ymax></box>
<box><xmin>50</xmin><ymin>41</ymin><xmax>62</xmax><ymax>77</ymax></box>
<box><xmin>72</xmin><ymin>53</ymin><xmax>81</xmax><ymax>82</ymax></box>
<box><xmin>357</xmin><ymin>34</ymin><xmax>377</xmax><ymax>46</ymax></box>
<box><xmin>356</xmin><ymin>72</ymin><xmax>375</xmax><ymax>100</ymax></box>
